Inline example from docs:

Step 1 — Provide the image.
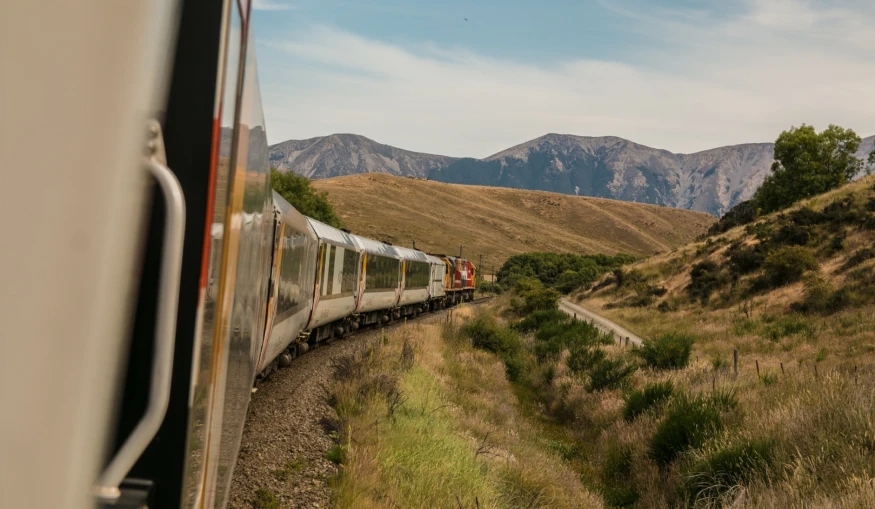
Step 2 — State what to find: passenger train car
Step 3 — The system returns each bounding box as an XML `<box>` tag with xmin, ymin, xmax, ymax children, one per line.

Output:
<box><xmin>1</xmin><ymin>1</ymin><xmax>475</xmax><ymax>509</ymax></box>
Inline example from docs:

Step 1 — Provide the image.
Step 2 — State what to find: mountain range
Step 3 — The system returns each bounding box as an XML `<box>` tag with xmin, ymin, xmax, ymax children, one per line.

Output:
<box><xmin>269</xmin><ymin>133</ymin><xmax>875</xmax><ymax>216</ymax></box>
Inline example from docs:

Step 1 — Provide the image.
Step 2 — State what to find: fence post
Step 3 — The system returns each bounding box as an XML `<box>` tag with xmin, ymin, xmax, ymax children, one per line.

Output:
<box><xmin>780</xmin><ymin>362</ymin><xmax>785</xmax><ymax>375</ymax></box>
<box><xmin>755</xmin><ymin>359</ymin><xmax>760</xmax><ymax>376</ymax></box>
<box><xmin>625</xmin><ymin>336</ymin><xmax>630</xmax><ymax>348</ymax></box>
<box><xmin>733</xmin><ymin>349</ymin><xmax>738</xmax><ymax>378</ymax></box>
<box><xmin>573</xmin><ymin>312</ymin><xmax>577</xmax><ymax>322</ymax></box>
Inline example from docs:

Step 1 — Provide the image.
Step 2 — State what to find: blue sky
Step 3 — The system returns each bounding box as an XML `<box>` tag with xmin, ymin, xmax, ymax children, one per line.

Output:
<box><xmin>251</xmin><ymin>0</ymin><xmax>874</xmax><ymax>157</ymax></box>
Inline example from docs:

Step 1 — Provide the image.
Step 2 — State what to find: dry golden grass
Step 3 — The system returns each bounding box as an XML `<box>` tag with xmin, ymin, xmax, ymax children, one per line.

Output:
<box><xmin>313</xmin><ymin>173</ymin><xmax>715</xmax><ymax>271</ymax></box>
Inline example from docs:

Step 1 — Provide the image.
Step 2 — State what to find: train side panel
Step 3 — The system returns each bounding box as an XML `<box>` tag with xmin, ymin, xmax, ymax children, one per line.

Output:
<box><xmin>257</xmin><ymin>192</ymin><xmax>318</xmax><ymax>372</ymax></box>
<box><xmin>352</xmin><ymin>235</ymin><xmax>401</xmax><ymax>314</ymax></box>
<box><xmin>395</xmin><ymin>246</ymin><xmax>431</xmax><ymax>307</ymax></box>
<box><xmin>306</xmin><ymin>218</ymin><xmax>360</xmax><ymax>330</ymax></box>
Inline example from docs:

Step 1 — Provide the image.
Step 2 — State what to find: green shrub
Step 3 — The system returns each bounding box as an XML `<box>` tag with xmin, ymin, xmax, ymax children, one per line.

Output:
<box><xmin>497</xmin><ymin>252</ymin><xmax>635</xmax><ymax>289</ymax></box>
<box><xmin>761</xmin><ymin>246</ymin><xmax>819</xmax><ymax>287</ymax></box>
<box><xmin>255</xmin><ymin>488</ymin><xmax>280</xmax><ymax>509</ymax></box>
<box><xmin>534</xmin><ymin>319</ymin><xmax>607</xmax><ymax>362</ymax></box>
<box><xmin>687</xmin><ymin>260</ymin><xmax>727</xmax><ymax>304</ymax></box>
<box><xmin>601</xmin><ymin>444</ymin><xmax>639</xmax><ymax>507</ymax></box>
<box><xmin>566</xmin><ymin>343</ymin><xmax>607</xmax><ymax>375</ymax></box>
<box><xmin>768</xmin><ymin>222</ymin><xmax>813</xmax><ymax>247</ymax></box>
<box><xmin>648</xmin><ymin>394</ymin><xmax>724</xmax><ymax>467</ymax></box>
<box><xmin>791</xmin><ymin>273</ymin><xmax>843</xmax><ymax>315</ymax></box>
<box><xmin>586</xmin><ymin>357</ymin><xmax>637</xmax><ymax>392</ymax></box>
<box><xmin>325</xmin><ymin>444</ymin><xmax>346</xmax><ymax>464</ymax></box>
<box><xmin>725</xmin><ymin>242</ymin><xmax>767</xmax><ymax>277</ymax></box>
<box><xmin>513</xmin><ymin>308</ymin><xmax>569</xmax><ymax>333</ymax></box>
<box><xmin>622</xmin><ymin>381</ymin><xmax>674</xmax><ymax>422</ymax></box>
<box><xmin>761</xmin><ymin>315</ymin><xmax>811</xmax><ymax>341</ymax></box>
<box><xmin>707</xmin><ymin>200</ymin><xmax>758</xmax><ymax>236</ymax></box>
<box><xmin>463</xmin><ymin>313</ymin><xmax>526</xmax><ymax>381</ymax></box>
<box><xmin>681</xmin><ymin>440</ymin><xmax>774</xmax><ymax>503</ymax></box>
<box><xmin>271</xmin><ymin>169</ymin><xmax>344</xmax><ymax>228</ymax></box>
<box><xmin>554</xmin><ymin>269</ymin><xmax>589</xmax><ymax>294</ymax></box>
<box><xmin>518</xmin><ymin>284</ymin><xmax>561</xmax><ymax>314</ymax></box>
<box><xmin>711</xmin><ymin>353</ymin><xmax>727</xmax><ymax>371</ymax></box>
<box><xmin>636</xmin><ymin>333</ymin><xmax>695</xmax><ymax>370</ymax></box>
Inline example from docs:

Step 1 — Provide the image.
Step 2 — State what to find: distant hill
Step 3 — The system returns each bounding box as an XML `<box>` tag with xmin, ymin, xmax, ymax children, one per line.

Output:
<box><xmin>311</xmin><ymin>173</ymin><xmax>715</xmax><ymax>271</ymax></box>
<box><xmin>269</xmin><ymin>134</ymin><xmax>457</xmax><ymax>179</ymax></box>
<box><xmin>271</xmin><ymin>133</ymin><xmax>875</xmax><ymax>217</ymax></box>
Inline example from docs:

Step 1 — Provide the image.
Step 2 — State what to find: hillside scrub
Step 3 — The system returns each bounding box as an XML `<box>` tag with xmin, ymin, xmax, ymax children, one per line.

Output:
<box><xmin>497</xmin><ymin>252</ymin><xmax>636</xmax><ymax>294</ymax></box>
<box><xmin>567</xmin><ymin>174</ymin><xmax>875</xmax><ymax>506</ymax></box>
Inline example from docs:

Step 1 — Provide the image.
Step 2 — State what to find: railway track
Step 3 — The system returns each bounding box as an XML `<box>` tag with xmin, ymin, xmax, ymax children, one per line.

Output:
<box><xmin>229</xmin><ymin>296</ymin><xmax>492</xmax><ymax>508</ymax></box>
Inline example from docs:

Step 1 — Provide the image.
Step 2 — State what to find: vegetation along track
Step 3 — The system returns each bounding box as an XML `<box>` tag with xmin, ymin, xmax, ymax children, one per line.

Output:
<box><xmin>227</xmin><ymin>297</ymin><xmax>491</xmax><ymax>508</ymax></box>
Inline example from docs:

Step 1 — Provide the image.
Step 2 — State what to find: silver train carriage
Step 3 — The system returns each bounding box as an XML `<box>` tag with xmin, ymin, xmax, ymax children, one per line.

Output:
<box><xmin>302</xmin><ymin>216</ymin><xmax>361</xmax><ymax>343</ymax></box>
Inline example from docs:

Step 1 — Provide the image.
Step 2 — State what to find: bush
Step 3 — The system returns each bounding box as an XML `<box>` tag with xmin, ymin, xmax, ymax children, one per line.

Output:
<box><xmin>649</xmin><ymin>394</ymin><xmax>725</xmax><ymax>467</ymax></box>
<box><xmin>725</xmin><ymin>242</ymin><xmax>766</xmax><ymax>276</ymax></box>
<box><xmin>534</xmin><ymin>319</ymin><xmax>608</xmax><ymax>362</ymax></box>
<box><xmin>636</xmin><ymin>333</ymin><xmax>695</xmax><ymax>370</ymax></box>
<box><xmin>566</xmin><ymin>343</ymin><xmax>606</xmax><ymax>375</ymax></box>
<box><xmin>462</xmin><ymin>313</ymin><xmax>526</xmax><ymax>381</ymax></box>
<box><xmin>622</xmin><ymin>381</ymin><xmax>674</xmax><ymax>422</ymax></box>
<box><xmin>687</xmin><ymin>260</ymin><xmax>727</xmax><ymax>304</ymax></box>
<box><xmin>760</xmin><ymin>314</ymin><xmax>812</xmax><ymax>341</ymax></box>
<box><xmin>768</xmin><ymin>222</ymin><xmax>813</xmax><ymax>247</ymax></box>
<box><xmin>496</xmin><ymin>252</ymin><xmax>635</xmax><ymax>290</ymax></box>
<box><xmin>601</xmin><ymin>445</ymin><xmax>639</xmax><ymax>507</ymax></box>
<box><xmin>707</xmin><ymin>200</ymin><xmax>758</xmax><ymax>236</ymax></box>
<box><xmin>791</xmin><ymin>273</ymin><xmax>842</xmax><ymax>315</ymax></box>
<box><xmin>761</xmin><ymin>246</ymin><xmax>819</xmax><ymax>287</ymax></box>
<box><xmin>681</xmin><ymin>440</ymin><xmax>774</xmax><ymax>503</ymax></box>
<box><xmin>270</xmin><ymin>169</ymin><xmax>344</xmax><ymax>228</ymax></box>
<box><xmin>586</xmin><ymin>357</ymin><xmax>637</xmax><ymax>392</ymax></box>
<box><xmin>753</xmin><ymin>124</ymin><xmax>863</xmax><ymax>214</ymax></box>
<box><xmin>554</xmin><ymin>270</ymin><xmax>589</xmax><ymax>294</ymax></box>
<box><xmin>513</xmin><ymin>308</ymin><xmax>569</xmax><ymax>333</ymax></box>
<box><xmin>517</xmin><ymin>282</ymin><xmax>561</xmax><ymax>314</ymax></box>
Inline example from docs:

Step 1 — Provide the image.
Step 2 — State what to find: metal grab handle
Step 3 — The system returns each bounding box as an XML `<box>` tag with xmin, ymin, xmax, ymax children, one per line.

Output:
<box><xmin>93</xmin><ymin>159</ymin><xmax>186</xmax><ymax>501</ymax></box>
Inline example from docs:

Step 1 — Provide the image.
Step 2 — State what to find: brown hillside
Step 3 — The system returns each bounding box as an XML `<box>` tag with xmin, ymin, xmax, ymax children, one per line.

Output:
<box><xmin>312</xmin><ymin>173</ymin><xmax>715</xmax><ymax>271</ymax></box>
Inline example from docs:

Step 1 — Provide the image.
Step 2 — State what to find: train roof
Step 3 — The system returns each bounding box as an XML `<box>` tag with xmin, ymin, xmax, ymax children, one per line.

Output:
<box><xmin>271</xmin><ymin>191</ymin><xmax>317</xmax><ymax>240</ymax></box>
<box><xmin>305</xmin><ymin>216</ymin><xmax>357</xmax><ymax>250</ymax></box>
<box><xmin>392</xmin><ymin>246</ymin><xmax>430</xmax><ymax>262</ymax></box>
<box><xmin>424</xmin><ymin>254</ymin><xmax>444</xmax><ymax>265</ymax></box>
<box><xmin>350</xmin><ymin>233</ymin><xmax>400</xmax><ymax>258</ymax></box>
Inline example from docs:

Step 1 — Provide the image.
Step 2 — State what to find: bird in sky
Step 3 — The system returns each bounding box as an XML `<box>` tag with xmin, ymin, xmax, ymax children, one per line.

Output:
<box><xmin>464</xmin><ymin>17</ymin><xmax>468</xmax><ymax>21</ymax></box>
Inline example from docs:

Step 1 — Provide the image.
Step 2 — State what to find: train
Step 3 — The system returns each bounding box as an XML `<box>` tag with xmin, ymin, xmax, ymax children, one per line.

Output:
<box><xmin>253</xmin><ymin>191</ymin><xmax>477</xmax><ymax>379</ymax></box>
<box><xmin>1</xmin><ymin>1</ymin><xmax>476</xmax><ymax>509</ymax></box>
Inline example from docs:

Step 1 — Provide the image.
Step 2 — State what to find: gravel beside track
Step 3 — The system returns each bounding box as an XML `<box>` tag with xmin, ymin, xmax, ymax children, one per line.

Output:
<box><xmin>227</xmin><ymin>304</ymin><xmax>476</xmax><ymax>508</ymax></box>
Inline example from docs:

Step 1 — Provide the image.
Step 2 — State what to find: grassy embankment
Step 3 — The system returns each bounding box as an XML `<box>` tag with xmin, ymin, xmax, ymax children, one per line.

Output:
<box><xmin>325</xmin><ymin>310</ymin><xmax>602</xmax><ymax>508</ymax></box>
<box><xmin>550</xmin><ymin>175</ymin><xmax>875</xmax><ymax>507</ymax></box>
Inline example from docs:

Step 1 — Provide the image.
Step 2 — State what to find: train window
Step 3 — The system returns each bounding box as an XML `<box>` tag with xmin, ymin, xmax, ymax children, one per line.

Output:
<box><xmin>405</xmin><ymin>261</ymin><xmax>429</xmax><ymax>288</ymax></box>
<box><xmin>325</xmin><ymin>245</ymin><xmax>336</xmax><ymax>295</ymax></box>
<box><xmin>366</xmin><ymin>254</ymin><xmax>399</xmax><ymax>290</ymax></box>
<box><xmin>341</xmin><ymin>248</ymin><xmax>358</xmax><ymax>293</ymax></box>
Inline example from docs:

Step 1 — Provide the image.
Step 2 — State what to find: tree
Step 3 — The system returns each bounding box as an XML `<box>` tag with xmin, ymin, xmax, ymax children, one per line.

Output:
<box><xmin>754</xmin><ymin>124</ymin><xmax>863</xmax><ymax>214</ymax></box>
<box><xmin>270</xmin><ymin>169</ymin><xmax>344</xmax><ymax>228</ymax></box>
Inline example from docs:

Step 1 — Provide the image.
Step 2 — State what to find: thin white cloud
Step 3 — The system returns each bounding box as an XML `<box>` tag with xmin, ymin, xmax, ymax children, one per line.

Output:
<box><xmin>259</xmin><ymin>0</ymin><xmax>875</xmax><ymax>157</ymax></box>
<box><xmin>252</xmin><ymin>0</ymin><xmax>295</xmax><ymax>11</ymax></box>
